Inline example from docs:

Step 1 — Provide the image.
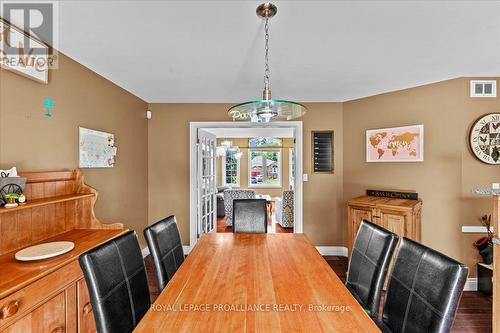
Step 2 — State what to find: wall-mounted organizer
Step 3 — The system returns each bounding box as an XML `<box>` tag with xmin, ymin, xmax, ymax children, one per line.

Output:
<box><xmin>79</xmin><ymin>127</ymin><xmax>117</xmax><ymax>168</ymax></box>
<box><xmin>312</xmin><ymin>131</ymin><xmax>334</xmax><ymax>173</ymax></box>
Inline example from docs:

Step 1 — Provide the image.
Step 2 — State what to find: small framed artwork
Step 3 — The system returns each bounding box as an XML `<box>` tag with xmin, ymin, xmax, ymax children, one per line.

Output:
<box><xmin>312</xmin><ymin>131</ymin><xmax>334</xmax><ymax>173</ymax></box>
<box><xmin>366</xmin><ymin>125</ymin><xmax>424</xmax><ymax>162</ymax></box>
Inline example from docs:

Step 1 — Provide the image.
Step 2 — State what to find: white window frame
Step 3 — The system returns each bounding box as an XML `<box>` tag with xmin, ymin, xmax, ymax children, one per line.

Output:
<box><xmin>248</xmin><ymin>148</ymin><xmax>282</xmax><ymax>188</ymax></box>
<box><xmin>222</xmin><ymin>154</ymin><xmax>240</xmax><ymax>187</ymax></box>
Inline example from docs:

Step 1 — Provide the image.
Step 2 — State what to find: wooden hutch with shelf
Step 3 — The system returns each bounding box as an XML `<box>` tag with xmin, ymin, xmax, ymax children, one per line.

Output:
<box><xmin>0</xmin><ymin>170</ymin><xmax>126</xmax><ymax>333</ymax></box>
<box><xmin>346</xmin><ymin>195</ymin><xmax>422</xmax><ymax>256</ymax></box>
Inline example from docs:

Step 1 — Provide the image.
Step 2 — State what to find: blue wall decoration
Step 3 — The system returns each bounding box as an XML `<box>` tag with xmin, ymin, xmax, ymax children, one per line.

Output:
<box><xmin>43</xmin><ymin>97</ymin><xmax>54</xmax><ymax>118</ymax></box>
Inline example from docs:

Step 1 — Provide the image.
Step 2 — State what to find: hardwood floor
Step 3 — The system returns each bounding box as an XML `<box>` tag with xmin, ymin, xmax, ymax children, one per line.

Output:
<box><xmin>216</xmin><ymin>217</ymin><xmax>232</xmax><ymax>233</ymax></box>
<box><xmin>144</xmin><ymin>255</ymin><xmax>492</xmax><ymax>332</ymax></box>
<box><xmin>274</xmin><ymin>222</ymin><xmax>293</xmax><ymax>233</ymax></box>
<box><xmin>452</xmin><ymin>291</ymin><xmax>492</xmax><ymax>332</ymax></box>
<box><xmin>323</xmin><ymin>255</ymin><xmax>349</xmax><ymax>282</ymax></box>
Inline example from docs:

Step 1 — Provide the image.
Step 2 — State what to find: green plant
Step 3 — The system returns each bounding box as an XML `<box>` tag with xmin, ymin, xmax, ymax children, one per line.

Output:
<box><xmin>3</xmin><ymin>192</ymin><xmax>19</xmax><ymax>200</ymax></box>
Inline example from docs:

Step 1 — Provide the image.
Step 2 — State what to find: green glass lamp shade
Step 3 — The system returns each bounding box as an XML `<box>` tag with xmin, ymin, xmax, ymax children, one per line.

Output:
<box><xmin>228</xmin><ymin>99</ymin><xmax>307</xmax><ymax>122</ymax></box>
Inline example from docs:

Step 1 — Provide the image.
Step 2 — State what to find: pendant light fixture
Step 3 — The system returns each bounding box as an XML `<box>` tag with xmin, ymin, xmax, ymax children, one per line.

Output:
<box><xmin>228</xmin><ymin>3</ymin><xmax>307</xmax><ymax>122</ymax></box>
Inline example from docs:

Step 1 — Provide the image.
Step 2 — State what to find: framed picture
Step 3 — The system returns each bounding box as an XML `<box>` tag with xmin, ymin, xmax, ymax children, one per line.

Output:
<box><xmin>366</xmin><ymin>125</ymin><xmax>424</xmax><ymax>162</ymax></box>
<box><xmin>0</xmin><ymin>18</ymin><xmax>49</xmax><ymax>84</ymax></box>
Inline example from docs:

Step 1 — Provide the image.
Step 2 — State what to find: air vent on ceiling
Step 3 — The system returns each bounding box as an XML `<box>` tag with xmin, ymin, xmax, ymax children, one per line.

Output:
<box><xmin>470</xmin><ymin>80</ymin><xmax>497</xmax><ymax>98</ymax></box>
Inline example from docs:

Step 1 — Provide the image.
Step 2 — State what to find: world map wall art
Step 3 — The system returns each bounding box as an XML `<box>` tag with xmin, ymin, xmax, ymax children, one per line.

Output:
<box><xmin>366</xmin><ymin>125</ymin><xmax>424</xmax><ymax>162</ymax></box>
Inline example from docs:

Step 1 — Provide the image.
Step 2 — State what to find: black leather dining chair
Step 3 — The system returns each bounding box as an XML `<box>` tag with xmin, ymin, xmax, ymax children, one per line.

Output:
<box><xmin>375</xmin><ymin>238</ymin><xmax>468</xmax><ymax>333</ymax></box>
<box><xmin>79</xmin><ymin>231</ymin><xmax>150</xmax><ymax>333</ymax></box>
<box><xmin>232</xmin><ymin>199</ymin><xmax>267</xmax><ymax>233</ymax></box>
<box><xmin>144</xmin><ymin>215</ymin><xmax>185</xmax><ymax>291</ymax></box>
<box><xmin>346</xmin><ymin>220</ymin><xmax>398</xmax><ymax>318</ymax></box>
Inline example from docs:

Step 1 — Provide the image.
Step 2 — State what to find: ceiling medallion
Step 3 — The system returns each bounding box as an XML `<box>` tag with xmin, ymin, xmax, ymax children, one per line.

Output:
<box><xmin>228</xmin><ymin>3</ymin><xmax>307</xmax><ymax>123</ymax></box>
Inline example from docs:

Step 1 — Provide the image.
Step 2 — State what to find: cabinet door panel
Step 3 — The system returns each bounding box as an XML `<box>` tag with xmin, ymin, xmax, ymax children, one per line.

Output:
<box><xmin>77</xmin><ymin>279</ymin><xmax>96</xmax><ymax>333</ymax></box>
<box><xmin>380</xmin><ymin>212</ymin><xmax>406</xmax><ymax>237</ymax></box>
<box><xmin>379</xmin><ymin>211</ymin><xmax>407</xmax><ymax>289</ymax></box>
<box><xmin>2</xmin><ymin>292</ymin><xmax>65</xmax><ymax>333</ymax></box>
<box><xmin>348</xmin><ymin>207</ymin><xmax>373</xmax><ymax>255</ymax></box>
<box><xmin>65</xmin><ymin>283</ymin><xmax>77</xmax><ymax>333</ymax></box>
<box><xmin>352</xmin><ymin>209</ymin><xmax>373</xmax><ymax>233</ymax></box>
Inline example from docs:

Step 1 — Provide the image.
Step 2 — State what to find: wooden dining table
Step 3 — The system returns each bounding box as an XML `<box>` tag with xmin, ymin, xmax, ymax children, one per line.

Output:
<box><xmin>134</xmin><ymin>233</ymin><xmax>381</xmax><ymax>333</ymax></box>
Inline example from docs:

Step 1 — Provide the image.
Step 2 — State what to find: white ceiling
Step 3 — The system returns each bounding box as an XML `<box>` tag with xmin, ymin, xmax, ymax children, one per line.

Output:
<box><xmin>20</xmin><ymin>1</ymin><xmax>500</xmax><ymax>102</ymax></box>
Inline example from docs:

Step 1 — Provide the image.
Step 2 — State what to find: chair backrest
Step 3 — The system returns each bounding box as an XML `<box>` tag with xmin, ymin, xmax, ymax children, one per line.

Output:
<box><xmin>223</xmin><ymin>189</ymin><xmax>256</xmax><ymax>225</ymax></box>
<box><xmin>346</xmin><ymin>220</ymin><xmax>398</xmax><ymax>318</ymax></box>
<box><xmin>281</xmin><ymin>190</ymin><xmax>294</xmax><ymax>227</ymax></box>
<box><xmin>381</xmin><ymin>237</ymin><xmax>468</xmax><ymax>333</ymax></box>
<box><xmin>144</xmin><ymin>215</ymin><xmax>185</xmax><ymax>291</ymax></box>
<box><xmin>232</xmin><ymin>199</ymin><xmax>267</xmax><ymax>233</ymax></box>
<box><xmin>282</xmin><ymin>190</ymin><xmax>294</xmax><ymax>207</ymax></box>
<box><xmin>79</xmin><ymin>231</ymin><xmax>150</xmax><ymax>333</ymax></box>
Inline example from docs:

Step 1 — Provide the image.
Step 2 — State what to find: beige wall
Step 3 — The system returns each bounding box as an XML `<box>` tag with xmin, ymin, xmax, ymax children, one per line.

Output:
<box><xmin>0</xmin><ymin>54</ymin><xmax>149</xmax><ymax>244</ymax></box>
<box><xmin>147</xmin><ymin>103</ymin><xmax>344</xmax><ymax>246</ymax></box>
<box><xmin>2</xmin><ymin>49</ymin><xmax>491</xmax><ymax>278</ymax></box>
<box><xmin>303</xmin><ymin>104</ymin><xmax>344</xmax><ymax>246</ymax></box>
<box><xmin>343</xmin><ymin>78</ymin><xmax>500</xmax><ymax>276</ymax></box>
<box><xmin>216</xmin><ymin>137</ymin><xmax>291</xmax><ymax>198</ymax></box>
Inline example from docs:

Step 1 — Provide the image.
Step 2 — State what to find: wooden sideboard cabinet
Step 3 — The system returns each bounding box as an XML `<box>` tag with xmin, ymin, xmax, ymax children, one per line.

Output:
<box><xmin>0</xmin><ymin>170</ymin><xmax>126</xmax><ymax>333</ymax></box>
<box><xmin>347</xmin><ymin>195</ymin><xmax>422</xmax><ymax>256</ymax></box>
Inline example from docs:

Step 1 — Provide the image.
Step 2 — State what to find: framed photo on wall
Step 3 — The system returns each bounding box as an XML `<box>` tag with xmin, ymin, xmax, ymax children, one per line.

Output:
<box><xmin>366</xmin><ymin>125</ymin><xmax>424</xmax><ymax>162</ymax></box>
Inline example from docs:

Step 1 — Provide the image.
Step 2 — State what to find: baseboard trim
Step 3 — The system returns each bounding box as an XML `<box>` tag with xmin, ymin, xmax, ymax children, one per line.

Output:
<box><xmin>142</xmin><ymin>246</ymin><xmax>191</xmax><ymax>258</ymax></box>
<box><xmin>316</xmin><ymin>246</ymin><xmax>348</xmax><ymax>257</ymax></box>
<box><xmin>464</xmin><ymin>278</ymin><xmax>478</xmax><ymax>291</ymax></box>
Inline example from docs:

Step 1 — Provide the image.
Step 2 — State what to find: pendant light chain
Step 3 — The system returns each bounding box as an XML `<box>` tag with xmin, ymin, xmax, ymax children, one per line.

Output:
<box><xmin>227</xmin><ymin>3</ymin><xmax>307</xmax><ymax>122</ymax></box>
<box><xmin>264</xmin><ymin>18</ymin><xmax>270</xmax><ymax>86</ymax></box>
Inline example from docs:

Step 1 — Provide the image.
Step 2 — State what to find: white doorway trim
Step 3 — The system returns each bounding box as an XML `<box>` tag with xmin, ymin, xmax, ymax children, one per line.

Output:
<box><xmin>189</xmin><ymin>121</ymin><xmax>303</xmax><ymax>249</ymax></box>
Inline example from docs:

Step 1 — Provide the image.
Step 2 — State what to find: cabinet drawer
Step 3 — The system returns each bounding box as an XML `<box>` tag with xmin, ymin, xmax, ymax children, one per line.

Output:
<box><xmin>1</xmin><ymin>292</ymin><xmax>66</xmax><ymax>333</ymax></box>
<box><xmin>0</xmin><ymin>261</ymin><xmax>82</xmax><ymax>330</ymax></box>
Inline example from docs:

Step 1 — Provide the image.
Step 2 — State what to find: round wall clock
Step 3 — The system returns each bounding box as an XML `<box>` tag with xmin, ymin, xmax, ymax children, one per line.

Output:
<box><xmin>469</xmin><ymin>113</ymin><xmax>500</xmax><ymax>164</ymax></box>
